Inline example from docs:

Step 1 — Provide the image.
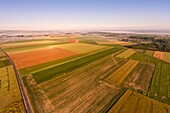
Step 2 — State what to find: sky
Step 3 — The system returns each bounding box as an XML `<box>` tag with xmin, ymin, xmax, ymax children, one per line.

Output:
<box><xmin>0</xmin><ymin>0</ymin><xmax>170</xmax><ymax>30</ymax></box>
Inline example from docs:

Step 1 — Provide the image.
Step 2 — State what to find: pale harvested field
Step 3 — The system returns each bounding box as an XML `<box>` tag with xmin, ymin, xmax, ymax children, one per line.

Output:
<box><xmin>106</xmin><ymin>60</ymin><xmax>139</xmax><ymax>86</ymax></box>
<box><xmin>0</xmin><ymin>66</ymin><xmax>25</xmax><ymax>112</ymax></box>
<box><xmin>8</xmin><ymin>43</ymin><xmax>106</xmax><ymax>55</ymax></box>
<box><xmin>116</xmin><ymin>49</ymin><xmax>135</xmax><ymax>58</ymax></box>
<box><xmin>23</xmin><ymin>55</ymin><xmax>126</xmax><ymax>113</ymax></box>
<box><xmin>96</xmin><ymin>41</ymin><xmax>136</xmax><ymax>46</ymax></box>
<box><xmin>55</xmin><ymin>43</ymin><xmax>106</xmax><ymax>53</ymax></box>
<box><xmin>2</xmin><ymin>40</ymin><xmax>58</xmax><ymax>49</ymax></box>
<box><xmin>108</xmin><ymin>90</ymin><xmax>170</xmax><ymax>113</ymax></box>
<box><xmin>11</xmin><ymin>48</ymin><xmax>78</xmax><ymax>69</ymax></box>
<box><xmin>145</xmin><ymin>50</ymin><xmax>154</xmax><ymax>56</ymax></box>
<box><xmin>162</xmin><ymin>52</ymin><xmax>170</xmax><ymax>63</ymax></box>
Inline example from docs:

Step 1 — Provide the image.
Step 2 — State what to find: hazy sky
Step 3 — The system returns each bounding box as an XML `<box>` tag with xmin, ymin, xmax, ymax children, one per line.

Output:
<box><xmin>0</xmin><ymin>0</ymin><xmax>170</xmax><ymax>30</ymax></box>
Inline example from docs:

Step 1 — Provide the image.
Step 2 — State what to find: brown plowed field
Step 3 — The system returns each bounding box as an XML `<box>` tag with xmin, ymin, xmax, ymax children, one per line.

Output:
<box><xmin>153</xmin><ymin>51</ymin><xmax>163</xmax><ymax>59</ymax></box>
<box><xmin>10</xmin><ymin>48</ymin><xmax>78</xmax><ymax>69</ymax></box>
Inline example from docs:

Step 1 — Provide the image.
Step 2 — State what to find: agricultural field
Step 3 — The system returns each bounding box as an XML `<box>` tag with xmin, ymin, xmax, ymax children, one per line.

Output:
<box><xmin>108</xmin><ymin>90</ymin><xmax>170</xmax><ymax>113</ymax></box>
<box><xmin>153</xmin><ymin>51</ymin><xmax>163</xmax><ymax>59</ymax></box>
<box><xmin>11</xmin><ymin>48</ymin><xmax>79</xmax><ymax>69</ymax></box>
<box><xmin>54</xmin><ymin>43</ymin><xmax>106</xmax><ymax>53</ymax></box>
<box><xmin>0</xmin><ymin>59</ymin><xmax>11</xmax><ymax>68</ymax></box>
<box><xmin>22</xmin><ymin>54</ymin><xmax>126</xmax><ymax>113</ymax></box>
<box><xmin>123</xmin><ymin>62</ymin><xmax>155</xmax><ymax>94</ymax></box>
<box><xmin>32</xmin><ymin>47</ymin><xmax>123</xmax><ymax>83</ymax></box>
<box><xmin>1</xmin><ymin>40</ymin><xmax>59</xmax><ymax>49</ymax></box>
<box><xmin>129</xmin><ymin>53</ymin><xmax>170</xmax><ymax>104</ymax></box>
<box><xmin>9</xmin><ymin>43</ymin><xmax>107</xmax><ymax>69</ymax></box>
<box><xmin>145</xmin><ymin>50</ymin><xmax>154</xmax><ymax>56</ymax></box>
<box><xmin>0</xmin><ymin>50</ymin><xmax>6</xmax><ymax>58</ymax></box>
<box><xmin>96</xmin><ymin>41</ymin><xmax>136</xmax><ymax>46</ymax></box>
<box><xmin>1</xmin><ymin>35</ymin><xmax>170</xmax><ymax>113</ymax></box>
<box><xmin>153</xmin><ymin>51</ymin><xmax>170</xmax><ymax>63</ymax></box>
<box><xmin>149</xmin><ymin>63</ymin><xmax>170</xmax><ymax>104</ymax></box>
<box><xmin>105</xmin><ymin>60</ymin><xmax>139</xmax><ymax>86</ymax></box>
<box><xmin>0</xmin><ymin>51</ymin><xmax>25</xmax><ymax>112</ymax></box>
<box><xmin>116</xmin><ymin>49</ymin><xmax>136</xmax><ymax>58</ymax></box>
<box><xmin>6</xmin><ymin>43</ymin><xmax>106</xmax><ymax>55</ymax></box>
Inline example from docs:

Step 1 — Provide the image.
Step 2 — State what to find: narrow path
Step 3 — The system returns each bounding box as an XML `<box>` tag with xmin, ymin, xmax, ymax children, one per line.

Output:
<box><xmin>0</xmin><ymin>48</ymin><xmax>34</xmax><ymax>113</ymax></box>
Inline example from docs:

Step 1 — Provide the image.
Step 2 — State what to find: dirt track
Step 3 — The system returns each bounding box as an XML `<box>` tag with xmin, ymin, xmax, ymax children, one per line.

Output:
<box><xmin>1</xmin><ymin>48</ymin><xmax>34</xmax><ymax>113</ymax></box>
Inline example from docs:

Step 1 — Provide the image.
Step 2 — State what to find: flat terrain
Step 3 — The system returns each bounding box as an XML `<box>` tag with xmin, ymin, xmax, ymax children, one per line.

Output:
<box><xmin>1</xmin><ymin>38</ymin><xmax>170</xmax><ymax>113</ymax></box>
<box><xmin>123</xmin><ymin>62</ymin><xmax>155</xmax><ymax>94</ymax></box>
<box><xmin>11</xmin><ymin>48</ymin><xmax>78</xmax><ymax>69</ymax></box>
<box><xmin>153</xmin><ymin>51</ymin><xmax>170</xmax><ymax>63</ymax></box>
<box><xmin>0</xmin><ymin>50</ymin><xmax>25</xmax><ymax>112</ymax></box>
<box><xmin>55</xmin><ymin>43</ymin><xmax>106</xmax><ymax>53</ymax></box>
<box><xmin>23</xmin><ymin>54</ymin><xmax>125</xmax><ymax>113</ymax></box>
<box><xmin>8</xmin><ymin>43</ymin><xmax>107</xmax><ymax>70</ymax></box>
<box><xmin>7</xmin><ymin>43</ymin><xmax>106</xmax><ymax>55</ymax></box>
<box><xmin>2</xmin><ymin>40</ymin><xmax>59</xmax><ymax>49</ymax></box>
<box><xmin>116</xmin><ymin>49</ymin><xmax>135</xmax><ymax>58</ymax></box>
<box><xmin>105</xmin><ymin>60</ymin><xmax>139</xmax><ymax>86</ymax></box>
<box><xmin>108</xmin><ymin>90</ymin><xmax>170</xmax><ymax>113</ymax></box>
<box><xmin>96</xmin><ymin>41</ymin><xmax>136</xmax><ymax>46</ymax></box>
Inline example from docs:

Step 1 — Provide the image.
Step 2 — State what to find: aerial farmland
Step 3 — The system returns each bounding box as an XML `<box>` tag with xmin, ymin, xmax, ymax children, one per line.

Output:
<box><xmin>0</xmin><ymin>32</ymin><xmax>170</xmax><ymax>113</ymax></box>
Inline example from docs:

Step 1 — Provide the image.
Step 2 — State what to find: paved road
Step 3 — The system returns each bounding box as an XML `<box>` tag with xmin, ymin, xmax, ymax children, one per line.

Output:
<box><xmin>1</xmin><ymin>48</ymin><xmax>34</xmax><ymax>113</ymax></box>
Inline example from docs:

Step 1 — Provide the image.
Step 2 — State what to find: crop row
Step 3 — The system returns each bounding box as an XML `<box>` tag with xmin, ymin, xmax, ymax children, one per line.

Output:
<box><xmin>105</xmin><ymin>60</ymin><xmax>139</xmax><ymax>86</ymax></box>
<box><xmin>149</xmin><ymin>63</ymin><xmax>170</xmax><ymax>104</ymax></box>
<box><xmin>32</xmin><ymin>47</ymin><xmax>123</xmax><ymax>83</ymax></box>
<box><xmin>116</xmin><ymin>49</ymin><xmax>135</xmax><ymax>58</ymax></box>
<box><xmin>129</xmin><ymin>52</ymin><xmax>170</xmax><ymax>104</ymax></box>
<box><xmin>0</xmin><ymin>65</ymin><xmax>25</xmax><ymax>112</ymax></box>
<box><xmin>108</xmin><ymin>90</ymin><xmax>170</xmax><ymax>113</ymax></box>
<box><xmin>23</xmin><ymin>54</ymin><xmax>126</xmax><ymax>113</ymax></box>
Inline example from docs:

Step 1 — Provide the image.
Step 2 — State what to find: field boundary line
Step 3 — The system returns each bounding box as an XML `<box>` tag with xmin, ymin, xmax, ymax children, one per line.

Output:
<box><xmin>31</xmin><ymin>47</ymin><xmax>113</xmax><ymax>74</ymax></box>
<box><xmin>0</xmin><ymin>48</ymin><xmax>34</xmax><ymax>113</ymax></box>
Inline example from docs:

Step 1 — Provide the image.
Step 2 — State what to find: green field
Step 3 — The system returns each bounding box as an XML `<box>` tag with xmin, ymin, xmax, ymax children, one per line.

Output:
<box><xmin>23</xmin><ymin>54</ymin><xmax>126</xmax><ymax>113</ymax></box>
<box><xmin>32</xmin><ymin>47</ymin><xmax>123</xmax><ymax>83</ymax></box>
<box><xmin>2</xmin><ymin>38</ymin><xmax>170</xmax><ymax>113</ymax></box>
<box><xmin>129</xmin><ymin>52</ymin><xmax>170</xmax><ymax>104</ymax></box>
<box><xmin>149</xmin><ymin>63</ymin><xmax>170</xmax><ymax>104</ymax></box>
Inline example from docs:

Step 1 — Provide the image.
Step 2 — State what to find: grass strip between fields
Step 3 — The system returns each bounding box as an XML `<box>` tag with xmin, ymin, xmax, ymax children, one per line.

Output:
<box><xmin>0</xmin><ymin>59</ymin><xmax>11</xmax><ymax>68</ymax></box>
<box><xmin>19</xmin><ymin>46</ymin><xmax>112</xmax><ymax>75</ymax></box>
<box><xmin>32</xmin><ymin>47</ymin><xmax>123</xmax><ymax>83</ymax></box>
